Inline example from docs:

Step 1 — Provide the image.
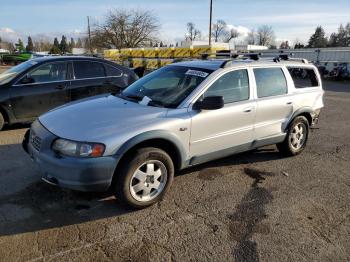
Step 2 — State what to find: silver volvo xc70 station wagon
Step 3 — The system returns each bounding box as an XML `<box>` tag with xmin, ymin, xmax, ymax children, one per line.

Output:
<box><xmin>24</xmin><ymin>58</ymin><xmax>324</xmax><ymax>208</ymax></box>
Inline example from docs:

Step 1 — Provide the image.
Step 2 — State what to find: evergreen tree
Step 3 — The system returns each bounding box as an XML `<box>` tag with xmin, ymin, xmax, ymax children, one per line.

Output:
<box><xmin>59</xmin><ymin>35</ymin><xmax>68</xmax><ymax>54</ymax></box>
<box><xmin>328</xmin><ymin>33</ymin><xmax>339</xmax><ymax>47</ymax></box>
<box><xmin>76</xmin><ymin>38</ymin><xmax>83</xmax><ymax>48</ymax></box>
<box><xmin>307</xmin><ymin>26</ymin><xmax>328</xmax><ymax>48</ymax></box>
<box><xmin>68</xmin><ymin>38</ymin><xmax>75</xmax><ymax>53</ymax></box>
<box><xmin>294</xmin><ymin>42</ymin><xmax>305</xmax><ymax>49</ymax></box>
<box><xmin>50</xmin><ymin>37</ymin><xmax>61</xmax><ymax>54</ymax></box>
<box><xmin>53</xmin><ymin>37</ymin><xmax>60</xmax><ymax>48</ymax></box>
<box><xmin>26</xmin><ymin>36</ymin><xmax>34</xmax><ymax>52</ymax></box>
<box><xmin>70</xmin><ymin>38</ymin><xmax>75</xmax><ymax>48</ymax></box>
<box><xmin>16</xmin><ymin>39</ymin><xmax>25</xmax><ymax>52</ymax></box>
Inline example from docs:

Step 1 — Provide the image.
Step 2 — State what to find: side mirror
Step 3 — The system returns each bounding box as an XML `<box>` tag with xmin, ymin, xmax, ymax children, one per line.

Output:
<box><xmin>193</xmin><ymin>96</ymin><xmax>224</xmax><ymax>110</ymax></box>
<box><xmin>21</xmin><ymin>76</ymin><xmax>35</xmax><ymax>84</ymax></box>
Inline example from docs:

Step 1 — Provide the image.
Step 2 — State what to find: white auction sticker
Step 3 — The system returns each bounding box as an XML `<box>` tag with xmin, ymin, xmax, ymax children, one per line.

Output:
<box><xmin>139</xmin><ymin>96</ymin><xmax>152</xmax><ymax>105</ymax></box>
<box><xmin>185</xmin><ymin>69</ymin><xmax>209</xmax><ymax>78</ymax></box>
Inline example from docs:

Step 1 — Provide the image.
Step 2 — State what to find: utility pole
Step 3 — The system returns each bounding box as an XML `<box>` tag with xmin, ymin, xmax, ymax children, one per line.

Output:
<box><xmin>87</xmin><ymin>16</ymin><xmax>93</xmax><ymax>54</ymax></box>
<box><xmin>209</xmin><ymin>0</ymin><xmax>213</xmax><ymax>47</ymax></box>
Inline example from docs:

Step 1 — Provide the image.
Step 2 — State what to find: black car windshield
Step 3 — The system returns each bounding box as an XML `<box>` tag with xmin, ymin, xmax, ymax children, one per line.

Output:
<box><xmin>120</xmin><ymin>65</ymin><xmax>213</xmax><ymax>108</ymax></box>
<box><xmin>0</xmin><ymin>60</ymin><xmax>38</xmax><ymax>85</ymax></box>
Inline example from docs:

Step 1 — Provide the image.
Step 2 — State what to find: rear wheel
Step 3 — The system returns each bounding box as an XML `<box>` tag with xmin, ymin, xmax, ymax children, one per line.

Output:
<box><xmin>277</xmin><ymin>116</ymin><xmax>309</xmax><ymax>156</ymax></box>
<box><xmin>114</xmin><ymin>147</ymin><xmax>174</xmax><ymax>209</ymax></box>
<box><xmin>0</xmin><ymin>113</ymin><xmax>4</xmax><ymax>131</ymax></box>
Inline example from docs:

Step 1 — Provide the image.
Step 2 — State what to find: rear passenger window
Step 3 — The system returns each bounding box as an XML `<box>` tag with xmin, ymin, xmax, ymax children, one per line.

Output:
<box><xmin>204</xmin><ymin>69</ymin><xmax>249</xmax><ymax>104</ymax></box>
<box><xmin>74</xmin><ymin>61</ymin><xmax>105</xmax><ymax>79</ymax></box>
<box><xmin>104</xmin><ymin>63</ymin><xmax>122</xmax><ymax>77</ymax></box>
<box><xmin>254</xmin><ymin>68</ymin><xmax>287</xmax><ymax>98</ymax></box>
<box><xmin>287</xmin><ymin>67</ymin><xmax>319</xmax><ymax>88</ymax></box>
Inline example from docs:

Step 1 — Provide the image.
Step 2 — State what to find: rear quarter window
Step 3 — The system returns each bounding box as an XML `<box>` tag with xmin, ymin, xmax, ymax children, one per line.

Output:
<box><xmin>104</xmin><ymin>63</ymin><xmax>123</xmax><ymax>77</ymax></box>
<box><xmin>74</xmin><ymin>61</ymin><xmax>105</xmax><ymax>79</ymax></box>
<box><xmin>287</xmin><ymin>67</ymin><xmax>319</xmax><ymax>88</ymax></box>
<box><xmin>254</xmin><ymin>68</ymin><xmax>287</xmax><ymax>98</ymax></box>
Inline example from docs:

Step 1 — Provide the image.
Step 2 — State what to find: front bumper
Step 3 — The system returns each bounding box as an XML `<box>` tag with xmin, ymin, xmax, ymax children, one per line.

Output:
<box><xmin>311</xmin><ymin>109</ymin><xmax>321</xmax><ymax>126</ymax></box>
<box><xmin>24</xmin><ymin>121</ymin><xmax>118</xmax><ymax>192</ymax></box>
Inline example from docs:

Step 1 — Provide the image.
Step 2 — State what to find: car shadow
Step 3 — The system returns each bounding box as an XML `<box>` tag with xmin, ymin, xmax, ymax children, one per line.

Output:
<box><xmin>0</xmin><ymin>143</ymin><xmax>281</xmax><ymax>237</ymax></box>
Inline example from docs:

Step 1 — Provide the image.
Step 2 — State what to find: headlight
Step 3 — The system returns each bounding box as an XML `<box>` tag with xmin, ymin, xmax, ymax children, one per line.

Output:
<box><xmin>52</xmin><ymin>138</ymin><xmax>105</xmax><ymax>158</ymax></box>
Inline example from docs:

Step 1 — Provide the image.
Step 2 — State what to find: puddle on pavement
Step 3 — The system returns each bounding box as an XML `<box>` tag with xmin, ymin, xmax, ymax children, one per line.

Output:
<box><xmin>228</xmin><ymin>167</ymin><xmax>274</xmax><ymax>262</ymax></box>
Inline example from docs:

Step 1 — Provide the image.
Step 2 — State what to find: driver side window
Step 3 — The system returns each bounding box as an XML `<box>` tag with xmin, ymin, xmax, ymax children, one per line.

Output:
<box><xmin>24</xmin><ymin>62</ymin><xmax>67</xmax><ymax>84</ymax></box>
<box><xmin>204</xmin><ymin>69</ymin><xmax>249</xmax><ymax>104</ymax></box>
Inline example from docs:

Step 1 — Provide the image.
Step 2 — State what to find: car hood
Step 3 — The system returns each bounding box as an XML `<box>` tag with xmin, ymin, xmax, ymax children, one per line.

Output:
<box><xmin>39</xmin><ymin>95</ymin><xmax>168</xmax><ymax>141</ymax></box>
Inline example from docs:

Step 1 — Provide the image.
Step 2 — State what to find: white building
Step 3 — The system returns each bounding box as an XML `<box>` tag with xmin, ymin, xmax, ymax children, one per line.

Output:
<box><xmin>234</xmin><ymin>44</ymin><xmax>268</xmax><ymax>52</ymax></box>
<box><xmin>256</xmin><ymin>47</ymin><xmax>350</xmax><ymax>71</ymax></box>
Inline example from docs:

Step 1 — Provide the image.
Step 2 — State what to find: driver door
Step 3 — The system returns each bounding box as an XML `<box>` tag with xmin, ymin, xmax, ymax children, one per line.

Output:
<box><xmin>189</xmin><ymin>69</ymin><xmax>256</xmax><ymax>159</ymax></box>
<box><xmin>10</xmin><ymin>61</ymin><xmax>71</xmax><ymax>119</ymax></box>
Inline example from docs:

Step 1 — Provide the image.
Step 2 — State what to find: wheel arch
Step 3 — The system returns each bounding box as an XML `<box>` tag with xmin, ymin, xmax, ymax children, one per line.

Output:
<box><xmin>114</xmin><ymin>131</ymin><xmax>187</xmax><ymax>172</ymax></box>
<box><xmin>0</xmin><ymin>105</ymin><xmax>9</xmax><ymax>124</ymax></box>
<box><xmin>284</xmin><ymin>107</ymin><xmax>313</xmax><ymax>131</ymax></box>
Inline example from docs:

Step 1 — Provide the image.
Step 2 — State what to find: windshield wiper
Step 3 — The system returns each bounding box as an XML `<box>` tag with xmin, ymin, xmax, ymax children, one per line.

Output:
<box><xmin>148</xmin><ymin>100</ymin><xmax>166</xmax><ymax>108</ymax></box>
<box><xmin>117</xmin><ymin>93</ymin><xmax>143</xmax><ymax>102</ymax></box>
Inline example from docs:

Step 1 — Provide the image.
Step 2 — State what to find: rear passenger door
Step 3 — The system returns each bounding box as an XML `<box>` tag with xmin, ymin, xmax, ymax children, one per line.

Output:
<box><xmin>253</xmin><ymin>67</ymin><xmax>294</xmax><ymax>139</ymax></box>
<box><xmin>70</xmin><ymin>60</ymin><xmax>108</xmax><ymax>101</ymax></box>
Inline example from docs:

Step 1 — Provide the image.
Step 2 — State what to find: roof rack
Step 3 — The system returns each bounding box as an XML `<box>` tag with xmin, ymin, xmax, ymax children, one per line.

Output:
<box><xmin>200</xmin><ymin>50</ymin><xmax>309</xmax><ymax>68</ymax></box>
<box><xmin>273</xmin><ymin>54</ymin><xmax>309</xmax><ymax>64</ymax></box>
<box><xmin>219</xmin><ymin>53</ymin><xmax>262</xmax><ymax>68</ymax></box>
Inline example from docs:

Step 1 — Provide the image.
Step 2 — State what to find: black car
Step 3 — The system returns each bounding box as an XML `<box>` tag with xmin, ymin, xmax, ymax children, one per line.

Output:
<box><xmin>0</xmin><ymin>56</ymin><xmax>138</xmax><ymax>130</ymax></box>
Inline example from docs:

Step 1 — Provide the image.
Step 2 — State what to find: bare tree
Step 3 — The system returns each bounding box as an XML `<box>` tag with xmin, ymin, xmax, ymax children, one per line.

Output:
<box><xmin>185</xmin><ymin>22</ymin><xmax>201</xmax><ymax>42</ymax></box>
<box><xmin>212</xmin><ymin>20</ymin><xmax>227</xmax><ymax>42</ymax></box>
<box><xmin>92</xmin><ymin>9</ymin><xmax>160</xmax><ymax>49</ymax></box>
<box><xmin>222</xmin><ymin>28</ymin><xmax>239</xmax><ymax>43</ymax></box>
<box><xmin>246</xmin><ymin>30</ymin><xmax>256</xmax><ymax>45</ymax></box>
<box><xmin>279</xmin><ymin>41</ymin><xmax>290</xmax><ymax>49</ymax></box>
<box><xmin>257</xmin><ymin>25</ymin><xmax>275</xmax><ymax>46</ymax></box>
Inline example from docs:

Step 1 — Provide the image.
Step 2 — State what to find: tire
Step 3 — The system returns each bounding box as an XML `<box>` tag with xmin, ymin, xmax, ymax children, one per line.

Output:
<box><xmin>277</xmin><ymin>116</ymin><xmax>309</xmax><ymax>157</ymax></box>
<box><xmin>0</xmin><ymin>113</ymin><xmax>4</xmax><ymax>131</ymax></box>
<box><xmin>114</xmin><ymin>147</ymin><xmax>174</xmax><ymax>209</ymax></box>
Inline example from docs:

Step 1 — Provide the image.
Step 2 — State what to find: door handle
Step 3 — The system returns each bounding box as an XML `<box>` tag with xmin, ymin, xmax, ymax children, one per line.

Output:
<box><xmin>55</xmin><ymin>84</ymin><xmax>66</xmax><ymax>90</ymax></box>
<box><xmin>243</xmin><ymin>107</ymin><xmax>254</xmax><ymax>113</ymax></box>
<box><xmin>286</xmin><ymin>101</ymin><xmax>293</xmax><ymax>105</ymax></box>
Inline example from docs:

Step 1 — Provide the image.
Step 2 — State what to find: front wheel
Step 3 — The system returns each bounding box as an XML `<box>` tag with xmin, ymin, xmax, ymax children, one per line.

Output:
<box><xmin>114</xmin><ymin>147</ymin><xmax>174</xmax><ymax>209</ymax></box>
<box><xmin>0</xmin><ymin>113</ymin><xmax>4</xmax><ymax>131</ymax></box>
<box><xmin>277</xmin><ymin>116</ymin><xmax>309</xmax><ymax>156</ymax></box>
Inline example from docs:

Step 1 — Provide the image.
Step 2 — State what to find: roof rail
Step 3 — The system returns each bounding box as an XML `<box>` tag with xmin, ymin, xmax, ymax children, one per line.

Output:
<box><xmin>201</xmin><ymin>51</ymin><xmax>262</xmax><ymax>60</ymax></box>
<box><xmin>273</xmin><ymin>53</ymin><xmax>309</xmax><ymax>64</ymax></box>
<box><xmin>219</xmin><ymin>52</ymin><xmax>263</xmax><ymax>68</ymax></box>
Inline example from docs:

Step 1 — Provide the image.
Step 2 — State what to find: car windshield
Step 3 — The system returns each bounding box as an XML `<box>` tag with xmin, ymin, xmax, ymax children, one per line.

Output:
<box><xmin>0</xmin><ymin>60</ymin><xmax>38</xmax><ymax>85</ymax></box>
<box><xmin>120</xmin><ymin>65</ymin><xmax>213</xmax><ymax>108</ymax></box>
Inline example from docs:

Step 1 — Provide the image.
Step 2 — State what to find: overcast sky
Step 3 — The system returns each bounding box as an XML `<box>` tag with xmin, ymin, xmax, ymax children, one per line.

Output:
<box><xmin>0</xmin><ymin>0</ymin><xmax>349</xmax><ymax>45</ymax></box>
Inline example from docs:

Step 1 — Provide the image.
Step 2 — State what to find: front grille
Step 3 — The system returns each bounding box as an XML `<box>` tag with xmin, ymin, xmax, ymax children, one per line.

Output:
<box><xmin>30</xmin><ymin>131</ymin><xmax>42</xmax><ymax>151</ymax></box>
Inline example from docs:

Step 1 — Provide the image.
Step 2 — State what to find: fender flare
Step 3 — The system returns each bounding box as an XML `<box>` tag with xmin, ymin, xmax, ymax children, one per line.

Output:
<box><xmin>283</xmin><ymin>107</ymin><xmax>314</xmax><ymax>131</ymax></box>
<box><xmin>0</xmin><ymin>104</ymin><xmax>10</xmax><ymax>123</ymax></box>
<box><xmin>114</xmin><ymin>130</ymin><xmax>188</xmax><ymax>169</ymax></box>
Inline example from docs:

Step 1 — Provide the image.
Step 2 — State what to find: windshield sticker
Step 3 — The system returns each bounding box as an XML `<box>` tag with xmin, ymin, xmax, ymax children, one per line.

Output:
<box><xmin>185</xmin><ymin>69</ymin><xmax>209</xmax><ymax>78</ymax></box>
<box><xmin>139</xmin><ymin>96</ymin><xmax>152</xmax><ymax>105</ymax></box>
